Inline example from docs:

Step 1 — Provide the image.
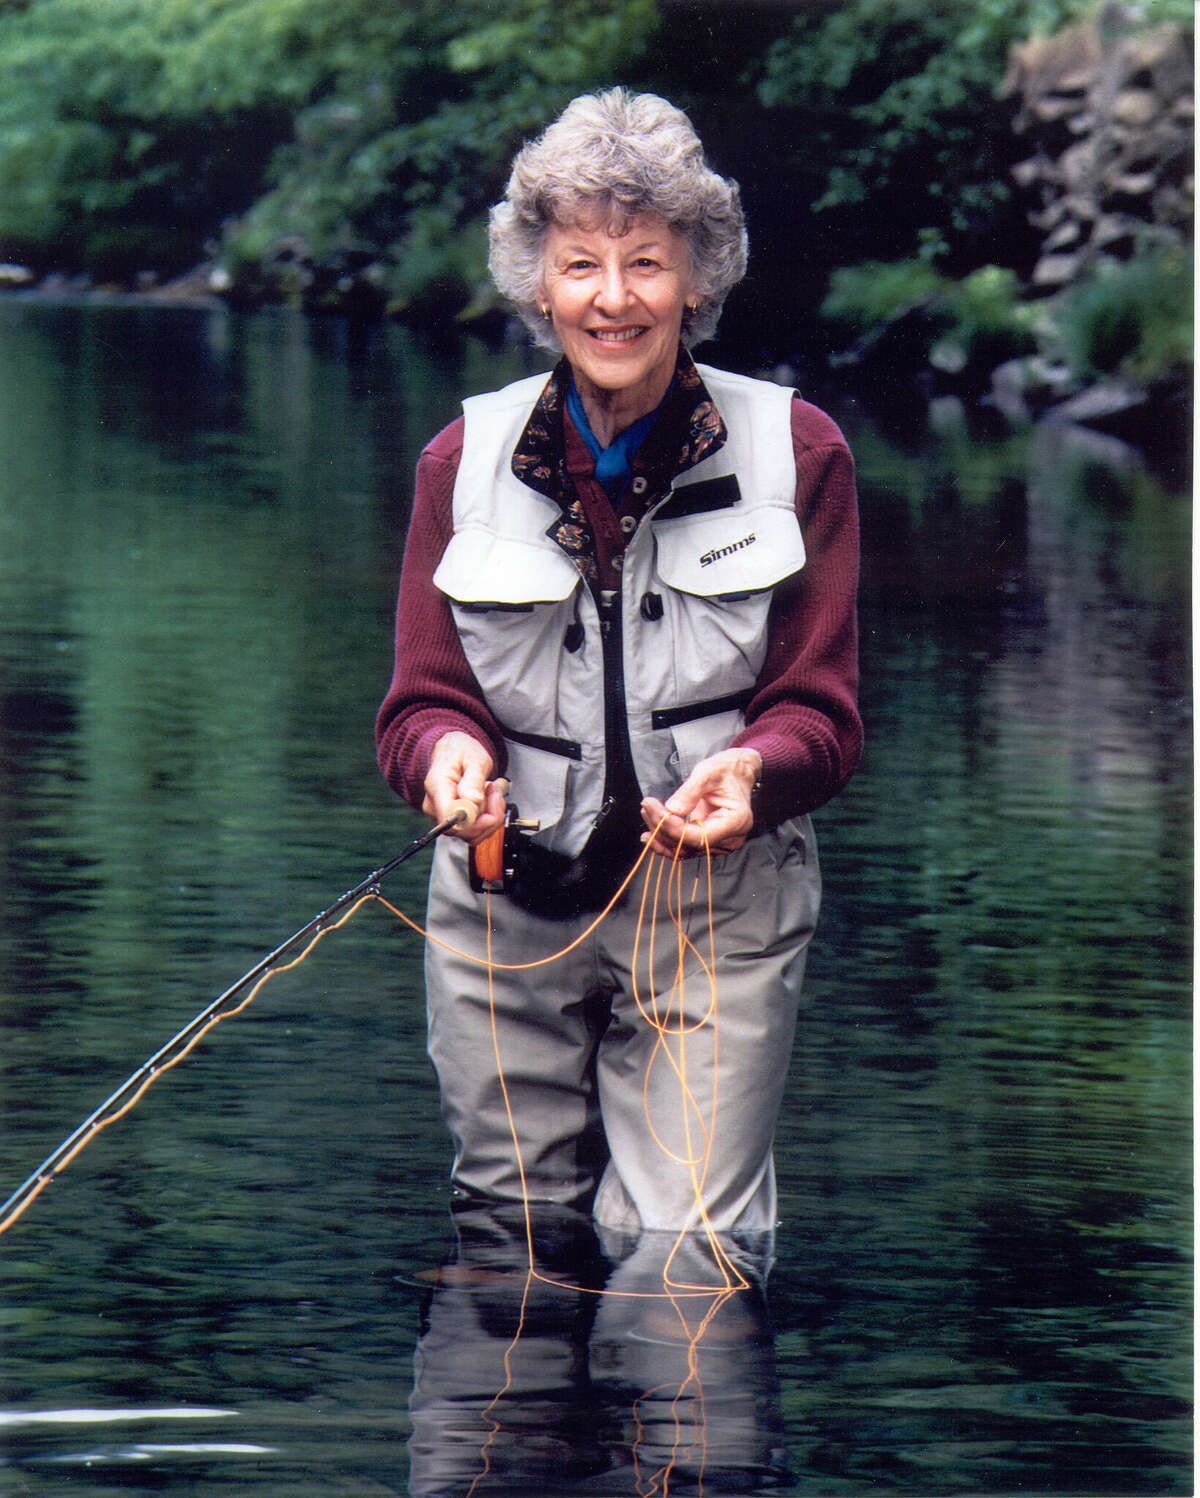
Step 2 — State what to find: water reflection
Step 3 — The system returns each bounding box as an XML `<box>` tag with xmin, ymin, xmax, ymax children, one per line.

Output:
<box><xmin>409</xmin><ymin>1206</ymin><xmax>787</xmax><ymax>1496</ymax></box>
<box><xmin>0</xmin><ymin>302</ymin><xmax>1190</xmax><ymax>1496</ymax></box>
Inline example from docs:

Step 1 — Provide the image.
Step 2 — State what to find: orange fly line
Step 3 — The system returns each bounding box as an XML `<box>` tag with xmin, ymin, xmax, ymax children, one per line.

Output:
<box><xmin>0</xmin><ymin>814</ymin><xmax>750</xmax><ymax>1306</ymax></box>
<box><xmin>2</xmin><ymin>816</ymin><xmax>752</xmax><ymax>1496</ymax></box>
<box><xmin>374</xmin><ymin>821</ymin><xmax>750</xmax><ymax>1302</ymax></box>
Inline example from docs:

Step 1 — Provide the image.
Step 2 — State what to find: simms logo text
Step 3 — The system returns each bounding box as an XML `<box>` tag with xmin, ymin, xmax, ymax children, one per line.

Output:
<box><xmin>699</xmin><ymin>533</ymin><xmax>756</xmax><ymax>567</ymax></box>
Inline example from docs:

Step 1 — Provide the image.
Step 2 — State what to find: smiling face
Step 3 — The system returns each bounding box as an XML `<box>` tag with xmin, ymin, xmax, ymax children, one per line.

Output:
<box><xmin>541</xmin><ymin>213</ymin><xmax>696</xmax><ymax>432</ymax></box>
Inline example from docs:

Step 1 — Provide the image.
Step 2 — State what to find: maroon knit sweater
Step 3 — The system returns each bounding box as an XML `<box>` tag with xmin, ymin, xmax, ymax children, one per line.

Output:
<box><xmin>376</xmin><ymin>362</ymin><xmax>862</xmax><ymax>832</ymax></box>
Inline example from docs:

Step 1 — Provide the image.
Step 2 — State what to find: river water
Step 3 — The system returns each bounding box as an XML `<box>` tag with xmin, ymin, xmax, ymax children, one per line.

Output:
<box><xmin>0</xmin><ymin>301</ymin><xmax>1190</xmax><ymax>1496</ymax></box>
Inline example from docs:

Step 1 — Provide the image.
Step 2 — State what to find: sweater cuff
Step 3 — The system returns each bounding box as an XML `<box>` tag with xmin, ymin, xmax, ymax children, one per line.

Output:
<box><xmin>737</xmin><ymin>724</ymin><xmax>839</xmax><ymax>829</ymax></box>
<box><xmin>392</xmin><ymin>712</ymin><xmax>505</xmax><ymax>810</ymax></box>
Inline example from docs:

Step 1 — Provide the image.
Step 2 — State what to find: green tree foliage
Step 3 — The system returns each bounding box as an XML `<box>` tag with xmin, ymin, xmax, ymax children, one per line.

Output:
<box><xmin>754</xmin><ymin>0</ymin><xmax>1190</xmax><ymax>267</ymax></box>
<box><xmin>822</xmin><ymin>256</ymin><xmax>1038</xmax><ymax>381</ymax></box>
<box><xmin>0</xmin><ymin>0</ymin><xmax>1189</xmax><ymax>380</ymax></box>
<box><xmin>225</xmin><ymin>0</ymin><xmax>659</xmax><ymax>312</ymax></box>
<box><xmin>1055</xmin><ymin>245</ymin><xmax>1193</xmax><ymax>383</ymax></box>
<box><xmin>0</xmin><ymin>0</ymin><xmax>658</xmax><ymax>292</ymax></box>
<box><xmin>0</xmin><ymin>0</ymin><xmax>315</xmax><ymax>274</ymax></box>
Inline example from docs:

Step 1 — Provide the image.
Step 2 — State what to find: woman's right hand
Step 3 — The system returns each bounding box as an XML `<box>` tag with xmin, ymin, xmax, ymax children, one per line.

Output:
<box><xmin>422</xmin><ymin>731</ymin><xmax>507</xmax><ymax>845</ymax></box>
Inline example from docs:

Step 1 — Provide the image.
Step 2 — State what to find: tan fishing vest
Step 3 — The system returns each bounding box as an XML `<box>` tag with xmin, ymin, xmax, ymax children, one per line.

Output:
<box><xmin>433</xmin><ymin>364</ymin><xmax>804</xmax><ymax>857</ymax></box>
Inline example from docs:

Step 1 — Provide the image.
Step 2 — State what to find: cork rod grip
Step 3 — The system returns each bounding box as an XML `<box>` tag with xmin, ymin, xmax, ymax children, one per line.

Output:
<box><xmin>446</xmin><ymin>777</ymin><xmax>510</xmax><ymax>832</ymax></box>
<box><xmin>445</xmin><ymin>798</ymin><xmax>479</xmax><ymax>829</ymax></box>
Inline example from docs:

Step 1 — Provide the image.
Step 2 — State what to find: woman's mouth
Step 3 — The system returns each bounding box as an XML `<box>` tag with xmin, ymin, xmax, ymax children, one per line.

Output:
<box><xmin>587</xmin><ymin>327</ymin><xmax>646</xmax><ymax>343</ymax></box>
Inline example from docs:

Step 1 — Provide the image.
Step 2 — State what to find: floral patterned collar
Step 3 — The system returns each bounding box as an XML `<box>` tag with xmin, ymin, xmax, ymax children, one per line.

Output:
<box><xmin>510</xmin><ymin>345</ymin><xmax>728</xmax><ymax>511</ymax></box>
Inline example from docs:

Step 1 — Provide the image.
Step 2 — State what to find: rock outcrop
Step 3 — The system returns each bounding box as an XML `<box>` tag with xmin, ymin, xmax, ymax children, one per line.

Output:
<box><xmin>1004</xmin><ymin>4</ymin><xmax>1192</xmax><ymax>291</ymax></box>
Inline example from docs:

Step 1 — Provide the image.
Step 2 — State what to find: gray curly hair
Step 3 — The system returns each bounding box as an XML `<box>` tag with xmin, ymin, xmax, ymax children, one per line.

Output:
<box><xmin>488</xmin><ymin>89</ymin><xmax>747</xmax><ymax>350</ymax></box>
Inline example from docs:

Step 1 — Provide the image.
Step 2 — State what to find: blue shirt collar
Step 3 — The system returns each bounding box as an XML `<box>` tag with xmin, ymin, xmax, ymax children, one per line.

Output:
<box><xmin>566</xmin><ymin>380</ymin><xmax>666</xmax><ymax>498</ymax></box>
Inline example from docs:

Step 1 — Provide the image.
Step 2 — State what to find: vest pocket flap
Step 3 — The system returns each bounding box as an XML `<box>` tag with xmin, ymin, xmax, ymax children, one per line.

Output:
<box><xmin>653</xmin><ymin>505</ymin><xmax>805</xmax><ymax>597</ymax></box>
<box><xmin>434</xmin><ymin>529</ymin><xmax>580</xmax><ymax>606</ymax></box>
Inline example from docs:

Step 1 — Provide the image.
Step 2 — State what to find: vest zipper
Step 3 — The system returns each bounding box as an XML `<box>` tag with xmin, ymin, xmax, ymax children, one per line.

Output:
<box><xmin>597</xmin><ymin>587</ymin><xmax>641</xmax><ymax>828</ymax></box>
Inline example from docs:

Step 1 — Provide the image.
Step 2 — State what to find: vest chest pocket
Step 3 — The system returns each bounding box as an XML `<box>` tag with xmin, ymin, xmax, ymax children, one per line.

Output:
<box><xmin>639</xmin><ymin>504</ymin><xmax>806</xmax><ymax>701</ymax></box>
<box><xmin>651</xmin><ymin>502</ymin><xmax>805</xmax><ymax>600</ymax></box>
<box><xmin>436</xmin><ymin>528</ymin><xmax>596</xmax><ymax>757</ymax></box>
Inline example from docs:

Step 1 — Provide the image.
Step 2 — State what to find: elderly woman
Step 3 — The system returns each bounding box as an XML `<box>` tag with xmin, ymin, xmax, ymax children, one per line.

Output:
<box><xmin>376</xmin><ymin>89</ymin><xmax>861</xmax><ymax>1236</ymax></box>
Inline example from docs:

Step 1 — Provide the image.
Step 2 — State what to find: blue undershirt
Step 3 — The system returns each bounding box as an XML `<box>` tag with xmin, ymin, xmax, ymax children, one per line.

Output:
<box><xmin>566</xmin><ymin>380</ymin><xmax>664</xmax><ymax>500</ymax></box>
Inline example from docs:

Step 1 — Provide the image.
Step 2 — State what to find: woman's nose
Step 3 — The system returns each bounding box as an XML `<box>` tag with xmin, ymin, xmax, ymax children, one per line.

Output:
<box><xmin>595</xmin><ymin>265</ymin><xmax>632</xmax><ymax>314</ymax></box>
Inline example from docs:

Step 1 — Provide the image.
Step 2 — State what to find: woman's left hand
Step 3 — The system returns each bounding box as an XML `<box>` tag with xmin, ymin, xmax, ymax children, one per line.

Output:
<box><xmin>640</xmin><ymin>748</ymin><xmax>763</xmax><ymax>859</ymax></box>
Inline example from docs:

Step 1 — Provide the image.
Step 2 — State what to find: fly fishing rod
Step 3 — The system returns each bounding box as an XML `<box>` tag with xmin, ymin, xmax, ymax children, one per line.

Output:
<box><xmin>0</xmin><ymin>795</ymin><xmax>498</xmax><ymax>1239</ymax></box>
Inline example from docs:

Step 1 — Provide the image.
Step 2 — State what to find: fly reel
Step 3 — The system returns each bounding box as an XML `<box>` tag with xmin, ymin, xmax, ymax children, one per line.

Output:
<box><xmin>468</xmin><ymin>803</ymin><xmax>540</xmax><ymax>894</ymax></box>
